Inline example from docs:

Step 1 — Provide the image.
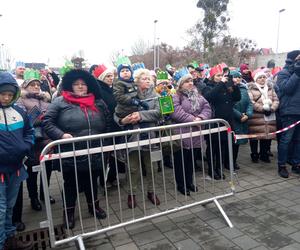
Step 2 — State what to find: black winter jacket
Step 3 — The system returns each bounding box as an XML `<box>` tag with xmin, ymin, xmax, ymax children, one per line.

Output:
<box><xmin>42</xmin><ymin>96</ymin><xmax>111</xmax><ymax>172</ymax></box>
<box><xmin>202</xmin><ymin>81</ymin><xmax>241</xmax><ymax>127</ymax></box>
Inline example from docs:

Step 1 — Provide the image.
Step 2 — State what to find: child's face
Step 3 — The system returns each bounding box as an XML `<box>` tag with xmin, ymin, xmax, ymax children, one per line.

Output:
<box><xmin>120</xmin><ymin>68</ymin><xmax>132</xmax><ymax>80</ymax></box>
<box><xmin>0</xmin><ymin>91</ymin><xmax>14</xmax><ymax>106</ymax></box>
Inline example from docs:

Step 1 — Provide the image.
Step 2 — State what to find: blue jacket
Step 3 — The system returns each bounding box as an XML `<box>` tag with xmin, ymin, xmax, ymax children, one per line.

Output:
<box><xmin>0</xmin><ymin>72</ymin><xmax>34</xmax><ymax>173</ymax></box>
<box><xmin>277</xmin><ymin>66</ymin><xmax>300</xmax><ymax>116</ymax></box>
<box><xmin>232</xmin><ymin>84</ymin><xmax>253</xmax><ymax>144</ymax></box>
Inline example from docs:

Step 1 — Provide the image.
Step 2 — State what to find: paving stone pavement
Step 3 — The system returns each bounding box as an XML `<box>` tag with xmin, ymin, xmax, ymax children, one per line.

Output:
<box><xmin>20</xmin><ymin>144</ymin><xmax>300</xmax><ymax>249</ymax></box>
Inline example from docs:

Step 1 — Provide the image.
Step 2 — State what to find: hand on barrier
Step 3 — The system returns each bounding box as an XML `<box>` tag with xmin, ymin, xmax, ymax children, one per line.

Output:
<box><xmin>62</xmin><ymin>133</ymin><xmax>73</xmax><ymax>139</ymax></box>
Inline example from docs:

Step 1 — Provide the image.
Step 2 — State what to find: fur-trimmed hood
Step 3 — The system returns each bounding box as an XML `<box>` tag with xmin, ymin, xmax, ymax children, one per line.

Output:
<box><xmin>61</xmin><ymin>69</ymin><xmax>101</xmax><ymax>99</ymax></box>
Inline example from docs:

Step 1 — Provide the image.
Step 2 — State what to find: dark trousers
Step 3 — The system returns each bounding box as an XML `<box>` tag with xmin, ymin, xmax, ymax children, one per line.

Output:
<box><xmin>26</xmin><ymin>162</ymin><xmax>52</xmax><ymax>200</ymax></box>
<box><xmin>233</xmin><ymin>144</ymin><xmax>240</xmax><ymax>165</ymax></box>
<box><xmin>174</xmin><ymin>149</ymin><xmax>195</xmax><ymax>189</ymax></box>
<box><xmin>63</xmin><ymin>170</ymin><xmax>98</xmax><ymax>208</ymax></box>
<box><xmin>250</xmin><ymin>139</ymin><xmax>270</xmax><ymax>156</ymax></box>
<box><xmin>206</xmin><ymin>138</ymin><xmax>229</xmax><ymax>171</ymax></box>
<box><xmin>12</xmin><ymin>183</ymin><xmax>23</xmax><ymax>223</ymax></box>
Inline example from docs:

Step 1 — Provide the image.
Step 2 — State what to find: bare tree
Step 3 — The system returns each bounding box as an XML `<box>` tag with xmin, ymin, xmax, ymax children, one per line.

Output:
<box><xmin>131</xmin><ymin>39</ymin><xmax>150</xmax><ymax>56</ymax></box>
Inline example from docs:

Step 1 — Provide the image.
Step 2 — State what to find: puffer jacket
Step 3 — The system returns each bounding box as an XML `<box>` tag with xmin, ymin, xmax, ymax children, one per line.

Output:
<box><xmin>0</xmin><ymin>72</ymin><xmax>34</xmax><ymax>173</ymax></box>
<box><xmin>43</xmin><ymin>96</ymin><xmax>110</xmax><ymax>172</ymax></box>
<box><xmin>17</xmin><ymin>90</ymin><xmax>51</xmax><ymax>165</ymax></box>
<box><xmin>276</xmin><ymin>66</ymin><xmax>300</xmax><ymax>116</ymax></box>
<box><xmin>171</xmin><ymin>89</ymin><xmax>212</xmax><ymax>149</ymax></box>
<box><xmin>247</xmin><ymin>82</ymin><xmax>279</xmax><ymax>139</ymax></box>
<box><xmin>113</xmin><ymin>79</ymin><xmax>138</xmax><ymax>118</ymax></box>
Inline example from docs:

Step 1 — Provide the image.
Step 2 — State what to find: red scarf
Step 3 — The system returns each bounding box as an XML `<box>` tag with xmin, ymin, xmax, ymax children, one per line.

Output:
<box><xmin>62</xmin><ymin>91</ymin><xmax>98</xmax><ymax>118</ymax></box>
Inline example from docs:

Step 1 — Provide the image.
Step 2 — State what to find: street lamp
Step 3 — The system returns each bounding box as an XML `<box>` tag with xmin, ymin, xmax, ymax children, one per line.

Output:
<box><xmin>157</xmin><ymin>37</ymin><xmax>160</xmax><ymax>69</ymax></box>
<box><xmin>153</xmin><ymin>20</ymin><xmax>158</xmax><ymax>69</ymax></box>
<box><xmin>276</xmin><ymin>8</ymin><xmax>286</xmax><ymax>54</ymax></box>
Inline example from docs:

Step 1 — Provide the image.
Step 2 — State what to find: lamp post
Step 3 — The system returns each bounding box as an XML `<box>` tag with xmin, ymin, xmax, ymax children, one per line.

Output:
<box><xmin>276</xmin><ymin>8</ymin><xmax>286</xmax><ymax>54</ymax></box>
<box><xmin>157</xmin><ymin>37</ymin><xmax>160</xmax><ymax>69</ymax></box>
<box><xmin>153</xmin><ymin>20</ymin><xmax>158</xmax><ymax>69</ymax></box>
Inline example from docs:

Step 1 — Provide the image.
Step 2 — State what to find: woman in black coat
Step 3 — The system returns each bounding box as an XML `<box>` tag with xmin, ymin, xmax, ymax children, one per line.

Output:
<box><xmin>202</xmin><ymin>65</ymin><xmax>241</xmax><ymax>179</ymax></box>
<box><xmin>43</xmin><ymin>69</ymin><xmax>110</xmax><ymax>229</ymax></box>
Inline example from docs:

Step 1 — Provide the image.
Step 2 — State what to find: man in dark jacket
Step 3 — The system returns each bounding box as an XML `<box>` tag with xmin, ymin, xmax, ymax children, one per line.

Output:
<box><xmin>0</xmin><ymin>72</ymin><xmax>34</xmax><ymax>250</ymax></box>
<box><xmin>276</xmin><ymin>50</ymin><xmax>300</xmax><ymax>178</ymax></box>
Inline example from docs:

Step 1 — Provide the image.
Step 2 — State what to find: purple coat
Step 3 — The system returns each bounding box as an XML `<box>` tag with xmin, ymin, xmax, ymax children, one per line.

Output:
<box><xmin>171</xmin><ymin>92</ymin><xmax>212</xmax><ymax>149</ymax></box>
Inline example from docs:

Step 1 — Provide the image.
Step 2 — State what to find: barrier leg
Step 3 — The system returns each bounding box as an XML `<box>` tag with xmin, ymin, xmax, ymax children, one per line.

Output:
<box><xmin>75</xmin><ymin>236</ymin><xmax>86</xmax><ymax>250</ymax></box>
<box><xmin>213</xmin><ymin>199</ymin><xmax>233</xmax><ymax>228</ymax></box>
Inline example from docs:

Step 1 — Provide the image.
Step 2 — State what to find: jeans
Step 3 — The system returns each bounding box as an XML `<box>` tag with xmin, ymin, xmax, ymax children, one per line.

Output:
<box><xmin>0</xmin><ymin>167</ymin><xmax>28</xmax><ymax>249</ymax></box>
<box><xmin>278</xmin><ymin>115</ymin><xmax>300</xmax><ymax>167</ymax></box>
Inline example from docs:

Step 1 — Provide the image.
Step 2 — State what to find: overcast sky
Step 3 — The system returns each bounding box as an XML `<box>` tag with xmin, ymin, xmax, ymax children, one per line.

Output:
<box><xmin>1</xmin><ymin>0</ymin><xmax>299</xmax><ymax>67</ymax></box>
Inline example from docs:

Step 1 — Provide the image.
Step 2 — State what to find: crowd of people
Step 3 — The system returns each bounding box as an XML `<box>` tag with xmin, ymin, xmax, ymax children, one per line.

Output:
<box><xmin>1</xmin><ymin>49</ymin><xmax>300</xmax><ymax>249</ymax></box>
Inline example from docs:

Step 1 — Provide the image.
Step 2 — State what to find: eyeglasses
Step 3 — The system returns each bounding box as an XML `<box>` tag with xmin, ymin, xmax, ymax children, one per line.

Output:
<box><xmin>233</xmin><ymin>76</ymin><xmax>241</xmax><ymax>79</ymax></box>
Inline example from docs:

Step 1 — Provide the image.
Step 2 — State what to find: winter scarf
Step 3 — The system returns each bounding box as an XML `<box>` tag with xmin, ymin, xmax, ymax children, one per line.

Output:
<box><xmin>61</xmin><ymin>91</ymin><xmax>98</xmax><ymax>118</ymax></box>
<box><xmin>254</xmin><ymin>83</ymin><xmax>272</xmax><ymax>111</ymax></box>
<box><xmin>181</xmin><ymin>88</ymin><xmax>200</xmax><ymax>112</ymax></box>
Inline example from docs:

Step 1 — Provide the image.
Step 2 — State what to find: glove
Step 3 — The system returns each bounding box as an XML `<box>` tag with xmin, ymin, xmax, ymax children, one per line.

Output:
<box><xmin>131</xmin><ymin>97</ymin><xmax>141</xmax><ymax>107</ymax></box>
<box><xmin>139</xmin><ymin>101</ymin><xmax>149</xmax><ymax>110</ymax></box>
<box><xmin>294</xmin><ymin>61</ymin><xmax>300</xmax><ymax>77</ymax></box>
<box><xmin>264</xmin><ymin>110</ymin><xmax>272</xmax><ymax>116</ymax></box>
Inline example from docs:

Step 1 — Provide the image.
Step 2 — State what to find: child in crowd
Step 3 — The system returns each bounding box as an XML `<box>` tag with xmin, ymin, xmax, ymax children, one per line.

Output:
<box><xmin>0</xmin><ymin>72</ymin><xmax>34</xmax><ymax>250</ymax></box>
<box><xmin>113</xmin><ymin>64</ymin><xmax>149</xmax><ymax>119</ymax></box>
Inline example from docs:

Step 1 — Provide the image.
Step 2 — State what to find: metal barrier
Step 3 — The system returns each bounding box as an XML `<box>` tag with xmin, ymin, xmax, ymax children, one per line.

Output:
<box><xmin>39</xmin><ymin>118</ymin><xmax>235</xmax><ymax>249</ymax></box>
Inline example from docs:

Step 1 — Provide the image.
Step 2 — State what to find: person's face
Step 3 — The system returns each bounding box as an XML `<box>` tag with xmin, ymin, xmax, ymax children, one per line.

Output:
<box><xmin>72</xmin><ymin>79</ymin><xmax>88</xmax><ymax>96</ymax></box>
<box><xmin>190</xmin><ymin>70</ymin><xmax>197</xmax><ymax>79</ymax></box>
<box><xmin>120</xmin><ymin>68</ymin><xmax>132</xmax><ymax>80</ymax></box>
<box><xmin>232</xmin><ymin>76</ymin><xmax>242</xmax><ymax>84</ymax></box>
<box><xmin>242</xmin><ymin>69</ymin><xmax>250</xmax><ymax>74</ymax></box>
<box><xmin>0</xmin><ymin>91</ymin><xmax>14</xmax><ymax>106</ymax></box>
<box><xmin>26</xmin><ymin>80</ymin><xmax>41</xmax><ymax>94</ymax></box>
<box><xmin>104</xmin><ymin>73</ymin><xmax>114</xmax><ymax>86</ymax></box>
<box><xmin>213</xmin><ymin>73</ymin><xmax>223</xmax><ymax>83</ymax></box>
<box><xmin>256</xmin><ymin>75</ymin><xmax>267</xmax><ymax>85</ymax></box>
<box><xmin>15</xmin><ymin>67</ymin><xmax>25</xmax><ymax>78</ymax></box>
<box><xmin>180</xmin><ymin>78</ymin><xmax>194</xmax><ymax>91</ymax></box>
<box><xmin>138</xmin><ymin>74</ymin><xmax>151</xmax><ymax>90</ymax></box>
<box><xmin>264</xmin><ymin>69</ymin><xmax>271</xmax><ymax>78</ymax></box>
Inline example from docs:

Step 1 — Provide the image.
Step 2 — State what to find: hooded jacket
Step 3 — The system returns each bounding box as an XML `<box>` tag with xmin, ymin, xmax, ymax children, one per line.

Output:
<box><xmin>276</xmin><ymin>64</ymin><xmax>300</xmax><ymax>116</ymax></box>
<box><xmin>42</xmin><ymin>69</ymin><xmax>111</xmax><ymax>172</ymax></box>
<box><xmin>0</xmin><ymin>72</ymin><xmax>34</xmax><ymax>173</ymax></box>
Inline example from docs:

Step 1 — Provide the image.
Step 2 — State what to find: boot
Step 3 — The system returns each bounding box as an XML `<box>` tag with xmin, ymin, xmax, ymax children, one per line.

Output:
<box><xmin>4</xmin><ymin>236</ymin><xmax>33</xmax><ymax>250</ymax></box>
<box><xmin>127</xmin><ymin>195</ymin><xmax>136</xmax><ymax>209</ymax></box>
<box><xmin>259</xmin><ymin>153</ymin><xmax>270</xmax><ymax>163</ymax></box>
<box><xmin>63</xmin><ymin>207</ymin><xmax>75</xmax><ymax>229</ymax></box>
<box><xmin>88</xmin><ymin>201</ymin><xmax>106</xmax><ymax>219</ymax></box>
<box><xmin>207</xmin><ymin>169</ymin><xmax>221</xmax><ymax>180</ymax></box>
<box><xmin>278</xmin><ymin>166</ymin><xmax>289</xmax><ymax>178</ymax></box>
<box><xmin>250</xmin><ymin>153</ymin><xmax>259</xmax><ymax>163</ymax></box>
<box><xmin>147</xmin><ymin>192</ymin><xmax>160</xmax><ymax>205</ymax></box>
<box><xmin>292</xmin><ymin>165</ymin><xmax>300</xmax><ymax>175</ymax></box>
<box><xmin>30</xmin><ymin>198</ymin><xmax>42</xmax><ymax>211</ymax></box>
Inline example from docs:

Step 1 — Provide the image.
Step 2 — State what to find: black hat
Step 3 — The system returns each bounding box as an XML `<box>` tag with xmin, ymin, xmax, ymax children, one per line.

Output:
<box><xmin>287</xmin><ymin>50</ymin><xmax>300</xmax><ymax>61</ymax></box>
<box><xmin>0</xmin><ymin>84</ymin><xmax>17</xmax><ymax>94</ymax></box>
<box><xmin>61</xmin><ymin>69</ymin><xmax>101</xmax><ymax>99</ymax></box>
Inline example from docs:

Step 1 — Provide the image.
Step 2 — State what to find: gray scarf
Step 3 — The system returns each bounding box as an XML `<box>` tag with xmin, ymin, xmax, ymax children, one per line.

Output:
<box><xmin>181</xmin><ymin>88</ymin><xmax>200</xmax><ymax>112</ymax></box>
